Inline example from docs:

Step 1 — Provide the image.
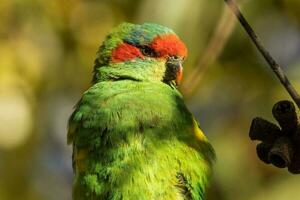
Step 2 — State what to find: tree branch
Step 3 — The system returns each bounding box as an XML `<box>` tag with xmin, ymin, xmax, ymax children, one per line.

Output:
<box><xmin>224</xmin><ymin>0</ymin><xmax>300</xmax><ymax>109</ymax></box>
<box><xmin>181</xmin><ymin>3</ymin><xmax>239</xmax><ymax>97</ymax></box>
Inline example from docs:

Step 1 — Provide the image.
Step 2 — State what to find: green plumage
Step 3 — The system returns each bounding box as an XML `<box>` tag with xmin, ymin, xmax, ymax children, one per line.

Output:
<box><xmin>68</xmin><ymin>23</ymin><xmax>215</xmax><ymax>200</ymax></box>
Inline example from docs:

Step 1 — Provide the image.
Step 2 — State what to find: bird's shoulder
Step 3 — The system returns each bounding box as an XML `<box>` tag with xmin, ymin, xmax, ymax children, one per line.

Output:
<box><xmin>67</xmin><ymin>80</ymin><xmax>187</xmax><ymax>143</ymax></box>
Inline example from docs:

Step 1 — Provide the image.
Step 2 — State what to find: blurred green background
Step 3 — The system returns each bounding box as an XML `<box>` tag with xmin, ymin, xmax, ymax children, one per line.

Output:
<box><xmin>1</xmin><ymin>0</ymin><xmax>300</xmax><ymax>199</ymax></box>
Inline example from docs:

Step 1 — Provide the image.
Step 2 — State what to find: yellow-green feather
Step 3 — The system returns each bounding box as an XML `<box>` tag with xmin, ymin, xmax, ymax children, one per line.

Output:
<box><xmin>69</xmin><ymin>80</ymin><xmax>215</xmax><ymax>200</ymax></box>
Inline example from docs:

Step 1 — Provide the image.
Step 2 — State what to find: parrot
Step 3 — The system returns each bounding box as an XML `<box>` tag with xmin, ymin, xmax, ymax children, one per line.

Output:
<box><xmin>67</xmin><ymin>22</ymin><xmax>215</xmax><ymax>200</ymax></box>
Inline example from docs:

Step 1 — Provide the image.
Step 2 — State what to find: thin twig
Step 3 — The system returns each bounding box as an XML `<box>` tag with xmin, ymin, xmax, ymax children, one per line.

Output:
<box><xmin>181</xmin><ymin>4</ymin><xmax>238</xmax><ymax>97</ymax></box>
<box><xmin>224</xmin><ymin>0</ymin><xmax>300</xmax><ymax>109</ymax></box>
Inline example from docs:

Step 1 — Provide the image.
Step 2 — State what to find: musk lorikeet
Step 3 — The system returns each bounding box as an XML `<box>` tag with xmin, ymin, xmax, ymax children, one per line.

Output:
<box><xmin>68</xmin><ymin>22</ymin><xmax>215</xmax><ymax>200</ymax></box>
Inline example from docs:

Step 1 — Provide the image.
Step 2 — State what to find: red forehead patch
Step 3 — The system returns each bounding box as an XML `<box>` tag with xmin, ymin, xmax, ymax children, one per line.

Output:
<box><xmin>150</xmin><ymin>34</ymin><xmax>187</xmax><ymax>58</ymax></box>
<box><xmin>112</xmin><ymin>43</ymin><xmax>144</xmax><ymax>63</ymax></box>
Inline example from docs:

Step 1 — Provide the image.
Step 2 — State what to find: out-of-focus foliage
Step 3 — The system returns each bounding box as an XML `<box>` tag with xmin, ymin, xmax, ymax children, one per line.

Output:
<box><xmin>0</xmin><ymin>0</ymin><xmax>299</xmax><ymax>199</ymax></box>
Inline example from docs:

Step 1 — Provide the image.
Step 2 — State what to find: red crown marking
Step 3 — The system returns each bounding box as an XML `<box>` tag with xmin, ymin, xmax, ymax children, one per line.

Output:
<box><xmin>150</xmin><ymin>34</ymin><xmax>187</xmax><ymax>58</ymax></box>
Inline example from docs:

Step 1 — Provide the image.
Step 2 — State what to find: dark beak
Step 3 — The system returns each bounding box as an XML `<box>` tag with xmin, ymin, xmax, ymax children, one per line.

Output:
<box><xmin>164</xmin><ymin>57</ymin><xmax>183</xmax><ymax>86</ymax></box>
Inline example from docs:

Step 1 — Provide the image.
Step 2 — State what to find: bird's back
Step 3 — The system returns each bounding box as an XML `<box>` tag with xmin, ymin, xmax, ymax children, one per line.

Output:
<box><xmin>68</xmin><ymin>80</ymin><xmax>215</xmax><ymax>200</ymax></box>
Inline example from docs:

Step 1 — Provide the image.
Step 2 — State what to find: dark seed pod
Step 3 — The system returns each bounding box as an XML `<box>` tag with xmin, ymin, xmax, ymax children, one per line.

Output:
<box><xmin>293</xmin><ymin>126</ymin><xmax>300</xmax><ymax>144</ymax></box>
<box><xmin>272</xmin><ymin>100</ymin><xmax>298</xmax><ymax>134</ymax></box>
<box><xmin>268</xmin><ymin>137</ymin><xmax>294</xmax><ymax>168</ymax></box>
<box><xmin>249</xmin><ymin>100</ymin><xmax>300</xmax><ymax>174</ymax></box>
<box><xmin>289</xmin><ymin>128</ymin><xmax>300</xmax><ymax>174</ymax></box>
<box><xmin>288</xmin><ymin>147</ymin><xmax>300</xmax><ymax>174</ymax></box>
<box><xmin>256</xmin><ymin>143</ymin><xmax>272</xmax><ymax>164</ymax></box>
<box><xmin>249</xmin><ymin>117</ymin><xmax>281</xmax><ymax>143</ymax></box>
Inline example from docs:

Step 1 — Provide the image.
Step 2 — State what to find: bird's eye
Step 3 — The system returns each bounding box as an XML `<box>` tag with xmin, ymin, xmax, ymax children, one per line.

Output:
<box><xmin>140</xmin><ymin>46</ymin><xmax>157</xmax><ymax>57</ymax></box>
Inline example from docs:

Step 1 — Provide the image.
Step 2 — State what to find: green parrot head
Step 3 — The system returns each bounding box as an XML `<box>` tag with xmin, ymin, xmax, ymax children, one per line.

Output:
<box><xmin>93</xmin><ymin>23</ymin><xmax>188</xmax><ymax>87</ymax></box>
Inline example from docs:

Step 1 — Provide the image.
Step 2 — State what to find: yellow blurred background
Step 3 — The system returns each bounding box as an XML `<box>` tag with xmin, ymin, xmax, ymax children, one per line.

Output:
<box><xmin>1</xmin><ymin>0</ymin><xmax>300</xmax><ymax>199</ymax></box>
